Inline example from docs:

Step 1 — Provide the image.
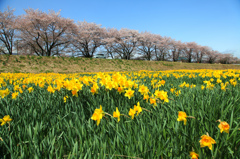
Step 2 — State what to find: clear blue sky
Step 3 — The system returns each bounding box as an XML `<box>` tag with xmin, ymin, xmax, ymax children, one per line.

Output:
<box><xmin>1</xmin><ymin>0</ymin><xmax>240</xmax><ymax>57</ymax></box>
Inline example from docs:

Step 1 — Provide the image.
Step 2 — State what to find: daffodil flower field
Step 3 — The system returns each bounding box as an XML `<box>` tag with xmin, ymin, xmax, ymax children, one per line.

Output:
<box><xmin>0</xmin><ymin>69</ymin><xmax>240</xmax><ymax>158</ymax></box>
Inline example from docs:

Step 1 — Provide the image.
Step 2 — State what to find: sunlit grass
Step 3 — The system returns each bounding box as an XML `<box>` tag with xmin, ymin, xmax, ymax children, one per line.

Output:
<box><xmin>0</xmin><ymin>69</ymin><xmax>240</xmax><ymax>158</ymax></box>
<box><xmin>1</xmin><ymin>55</ymin><xmax>240</xmax><ymax>73</ymax></box>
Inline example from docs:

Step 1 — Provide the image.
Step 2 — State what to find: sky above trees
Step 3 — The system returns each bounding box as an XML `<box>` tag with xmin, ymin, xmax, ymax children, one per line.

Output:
<box><xmin>1</xmin><ymin>0</ymin><xmax>239</xmax><ymax>57</ymax></box>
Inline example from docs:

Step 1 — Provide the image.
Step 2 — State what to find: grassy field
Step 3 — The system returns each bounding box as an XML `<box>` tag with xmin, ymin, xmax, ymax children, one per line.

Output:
<box><xmin>0</xmin><ymin>55</ymin><xmax>240</xmax><ymax>73</ymax></box>
<box><xmin>0</xmin><ymin>55</ymin><xmax>240</xmax><ymax>158</ymax></box>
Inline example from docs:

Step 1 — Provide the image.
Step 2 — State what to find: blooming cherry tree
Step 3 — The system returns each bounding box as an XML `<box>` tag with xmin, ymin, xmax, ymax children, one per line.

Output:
<box><xmin>195</xmin><ymin>46</ymin><xmax>210</xmax><ymax>63</ymax></box>
<box><xmin>0</xmin><ymin>7</ymin><xmax>16</xmax><ymax>55</ymax></box>
<box><xmin>70</xmin><ymin>21</ymin><xmax>106</xmax><ymax>57</ymax></box>
<box><xmin>154</xmin><ymin>36</ymin><xmax>172</xmax><ymax>61</ymax></box>
<box><xmin>104</xmin><ymin>28</ymin><xmax>139</xmax><ymax>60</ymax></box>
<box><xmin>169</xmin><ymin>40</ymin><xmax>185</xmax><ymax>61</ymax></box>
<box><xmin>137</xmin><ymin>31</ymin><xmax>156</xmax><ymax>60</ymax></box>
<box><xmin>205</xmin><ymin>50</ymin><xmax>219</xmax><ymax>63</ymax></box>
<box><xmin>182</xmin><ymin>42</ymin><xmax>199</xmax><ymax>62</ymax></box>
<box><xmin>103</xmin><ymin>28</ymin><xmax>118</xmax><ymax>59</ymax></box>
<box><xmin>16</xmin><ymin>8</ymin><xmax>75</xmax><ymax>56</ymax></box>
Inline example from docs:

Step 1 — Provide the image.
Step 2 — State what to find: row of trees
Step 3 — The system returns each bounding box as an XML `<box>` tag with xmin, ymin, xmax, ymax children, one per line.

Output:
<box><xmin>0</xmin><ymin>7</ymin><xmax>238</xmax><ymax>63</ymax></box>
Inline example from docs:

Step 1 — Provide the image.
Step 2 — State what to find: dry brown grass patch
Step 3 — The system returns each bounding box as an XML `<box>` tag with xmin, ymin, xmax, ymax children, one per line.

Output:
<box><xmin>0</xmin><ymin>55</ymin><xmax>240</xmax><ymax>73</ymax></box>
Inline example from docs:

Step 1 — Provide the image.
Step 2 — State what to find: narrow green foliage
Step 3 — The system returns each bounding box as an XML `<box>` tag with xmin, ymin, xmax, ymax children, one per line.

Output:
<box><xmin>0</xmin><ymin>70</ymin><xmax>239</xmax><ymax>158</ymax></box>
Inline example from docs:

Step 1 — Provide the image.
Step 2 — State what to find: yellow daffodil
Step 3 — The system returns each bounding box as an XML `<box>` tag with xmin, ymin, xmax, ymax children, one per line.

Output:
<box><xmin>175</xmin><ymin>90</ymin><xmax>181</xmax><ymax>96</ymax></box>
<box><xmin>221</xmin><ymin>84</ymin><xmax>226</xmax><ymax>91</ymax></box>
<box><xmin>216</xmin><ymin>79</ymin><xmax>222</xmax><ymax>83</ymax></box>
<box><xmin>124</xmin><ymin>88</ymin><xmax>135</xmax><ymax>99</ymax></box>
<box><xmin>90</xmin><ymin>87</ymin><xmax>98</xmax><ymax>95</ymax></box>
<box><xmin>138</xmin><ymin>85</ymin><xmax>149</xmax><ymax>95</ymax></box>
<box><xmin>28</xmin><ymin>87</ymin><xmax>34</xmax><ymax>93</ymax></box>
<box><xmin>71</xmin><ymin>89</ymin><xmax>78</xmax><ymax>97</ymax></box>
<box><xmin>199</xmin><ymin>134</ymin><xmax>216</xmax><ymax>150</ymax></box>
<box><xmin>19</xmin><ymin>88</ymin><xmax>23</xmax><ymax>94</ymax></box>
<box><xmin>154</xmin><ymin>90</ymin><xmax>169</xmax><ymax>103</ymax></box>
<box><xmin>39</xmin><ymin>83</ymin><xmax>45</xmax><ymax>88</ymax></box>
<box><xmin>105</xmin><ymin>81</ymin><xmax>114</xmax><ymax>90</ymax></box>
<box><xmin>0</xmin><ymin>88</ymin><xmax>10</xmax><ymax>98</ymax></box>
<box><xmin>22</xmin><ymin>85</ymin><xmax>27</xmax><ymax>89</ymax></box>
<box><xmin>0</xmin><ymin>90</ymin><xmax>4</xmax><ymax>98</ymax></box>
<box><xmin>231</xmin><ymin>81</ymin><xmax>237</xmax><ymax>87</ymax></box>
<box><xmin>203</xmin><ymin>80</ymin><xmax>211</xmax><ymax>85</ymax></box>
<box><xmin>218</xmin><ymin>120</ymin><xmax>230</xmax><ymax>133</ymax></box>
<box><xmin>12</xmin><ymin>92</ymin><xmax>19</xmax><ymax>99</ymax></box>
<box><xmin>190</xmin><ymin>151</ymin><xmax>199</xmax><ymax>159</ymax></box>
<box><xmin>190</xmin><ymin>84</ymin><xmax>196</xmax><ymax>88</ymax></box>
<box><xmin>128</xmin><ymin>108</ymin><xmax>136</xmax><ymax>119</ymax></box>
<box><xmin>117</xmin><ymin>86</ymin><xmax>125</xmax><ymax>94</ymax></box>
<box><xmin>179</xmin><ymin>82</ymin><xmax>186</xmax><ymax>88</ymax></box>
<box><xmin>63</xmin><ymin>95</ymin><xmax>68</xmax><ymax>103</ymax></box>
<box><xmin>91</xmin><ymin>105</ymin><xmax>104</xmax><ymax>126</ymax></box>
<box><xmin>47</xmin><ymin>85</ymin><xmax>55</xmax><ymax>93</ymax></box>
<box><xmin>0</xmin><ymin>115</ymin><xmax>12</xmax><ymax>126</ymax></box>
<box><xmin>150</xmin><ymin>96</ymin><xmax>157</xmax><ymax>107</ymax></box>
<box><xmin>113</xmin><ymin>107</ymin><xmax>121</xmax><ymax>122</ymax></box>
<box><xmin>170</xmin><ymin>88</ymin><xmax>175</xmax><ymax>93</ymax></box>
<box><xmin>160</xmin><ymin>80</ymin><xmax>165</xmax><ymax>85</ymax></box>
<box><xmin>134</xmin><ymin>102</ymin><xmax>142</xmax><ymax>116</ymax></box>
<box><xmin>143</xmin><ymin>94</ymin><xmax>149</xmax><ymax>102</ymax></box>
<box><xmin>177</xmin><ymin>111</ymin><xmax>187</xmax><ymax>125</ymax></box>
<box><xmin>14</xmin><ymin>85</ymin><xmax>20</xmax><ymax>91</ymax></box>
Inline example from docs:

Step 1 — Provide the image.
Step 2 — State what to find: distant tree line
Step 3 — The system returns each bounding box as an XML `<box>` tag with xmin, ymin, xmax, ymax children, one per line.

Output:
<box><xmin>0</xmin><ymin>7</ymin><xmax>238</xmax><ymax>64</ymax></box>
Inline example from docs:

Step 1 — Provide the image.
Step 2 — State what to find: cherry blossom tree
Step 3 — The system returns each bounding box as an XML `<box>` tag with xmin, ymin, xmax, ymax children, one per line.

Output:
<box><xmin>205</xmin><ymin>50</ymin><xmax>219</xmax><ymax>63</ymax></box>
<box><xmin>104</xmin><ymin>28</ymin><xmax>139</xmax><ymax>60</ymax></box>
<box><xmin>169</xmin><ymin>40</ymin><xmax>185</xmax><ymax>62</ymax></box>
<box><xmin>102</xmin><ymin>28</ymin><xmax>119</xmax><ymax>59</ymax></box>
<box><xmin>231</xmin><ymin>56</ymin><xmax>239</xmax><ymax>64</ymax></box>
<box><xmin>16</xmin><ymin>8</ymin><xmax>75</xmax><ymax>56</ymax></box>
<box><xmin>182</xmin><ymin>42</ymin><xmax>199</xmax><ymax>62</ymax></box>
<box><xmin>137</xmin><ymin>31</ymin><xmax>156</xmax><ymax>60</ymax></box>
<box><xmin>154</xmin><ymin>36</ymin><xmax>171</xmax><ymax>61</ymax></box>
<box><xmin>70</xmin><ymin>21</ymin><xmax>106</xmax><ymax>57</ymax></box>
<box><xmin>0</xmin><ymin>7</ymin><xmax>16</xmax><ymax>55</ymax></box>
<box><xmin>218</xmin><ymin>53</ymin><xmax>237</xmax><ymax>64</ymax></box>
<box><xmin>3</xmin><ymin>6</ymin><xmax>236</xmax><ymax>63</ymax></box>
<box><xmin>195</xmin><ymin>46</ymin><xmax>210</xmax><ymax>63</ymax></box>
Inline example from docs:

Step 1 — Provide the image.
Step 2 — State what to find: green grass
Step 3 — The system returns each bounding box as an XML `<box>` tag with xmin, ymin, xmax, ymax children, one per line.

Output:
<box><xmin>0</xmin><ymin>70</ymin><xmax>239</xmax><ymax>158</ymax></box>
